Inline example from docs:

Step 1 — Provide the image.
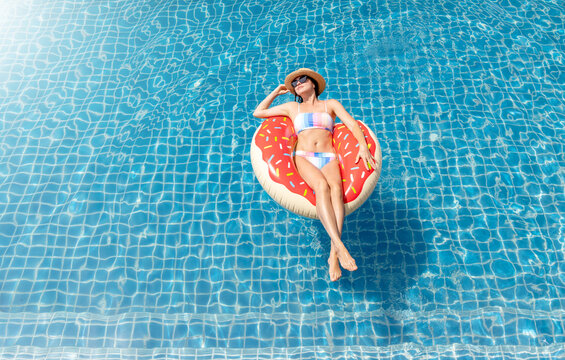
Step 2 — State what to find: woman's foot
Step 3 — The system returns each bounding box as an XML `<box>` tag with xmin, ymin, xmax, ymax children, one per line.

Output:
<box><xmin>328</xmin><ymin>251</ymin><xmax>342</xmax><ymax>281</ymax></box>
<box><xmin>334</xmin><ymin>243</ymin><xmax>358</xmax><ymax>271</ymax></box>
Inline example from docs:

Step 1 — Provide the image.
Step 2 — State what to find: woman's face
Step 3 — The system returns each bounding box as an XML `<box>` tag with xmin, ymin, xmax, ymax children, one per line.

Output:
<box><xmin>293</xmin><ymin>76</ymin><xmax>315</xmax><ymax>96</ymax></box>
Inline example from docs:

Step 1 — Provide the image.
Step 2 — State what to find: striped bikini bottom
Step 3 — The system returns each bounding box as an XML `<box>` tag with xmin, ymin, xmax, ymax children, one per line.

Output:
<box><xmin>293</xmin><ymin>150</ymin><xmax>337</xmax><ymax>170</ymax></box>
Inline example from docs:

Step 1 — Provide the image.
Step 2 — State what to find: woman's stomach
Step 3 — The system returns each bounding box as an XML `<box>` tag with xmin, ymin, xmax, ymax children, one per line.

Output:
<box><xmin>295</xmin><ymin>130</ymin><xmax>334</xmax><ymax>153</ymax></box>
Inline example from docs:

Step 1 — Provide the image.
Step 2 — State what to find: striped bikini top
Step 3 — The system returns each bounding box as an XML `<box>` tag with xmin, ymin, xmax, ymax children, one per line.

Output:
<box><xmin>294</xmin><ymin>101</ymin><xmax>334</xmax><ymax>134</ymax></box>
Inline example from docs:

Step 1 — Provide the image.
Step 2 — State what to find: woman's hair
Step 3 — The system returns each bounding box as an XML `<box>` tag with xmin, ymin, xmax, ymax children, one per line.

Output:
<box><xmin>295</xmin><ymin>76</ymin><xmax>319</xmax><ymax>103</ymax></box>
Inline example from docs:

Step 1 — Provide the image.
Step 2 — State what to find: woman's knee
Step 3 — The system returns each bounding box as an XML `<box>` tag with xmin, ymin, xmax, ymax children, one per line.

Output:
<box><xmin>328</xmin><ymin>182</ymin><xmax>343</xmax><ymax>194</ymax></box>
<box><xmin>329</xmin><ymin>182</ymin><xmax>343</xmax><ymax>199</ymax></box>
<box><xmin>313</xmin><ymin>180</ymin><xmax>330</xmax><ymax>196</ymax></box>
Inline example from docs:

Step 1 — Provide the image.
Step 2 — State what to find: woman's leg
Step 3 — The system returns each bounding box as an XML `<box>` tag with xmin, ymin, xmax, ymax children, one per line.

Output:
<box><xmin>295</xmin><ymin>156</ymin><xmax>342</xmax><ymax>242</ymax></box>
<box><xmin>320</xmin><ymin>159</ymin><xmax>345</xmax><ymax>281</ymax></box>
<box><xmin>321</xmin><ymin>160</ymin><xmax>344</xmax><ymax>236</ymax></box>
<box><xmin>321</xmin><ymin>160</ymin><xmax>357</xmax><ymax>273</ymax></box>
<box><xmin>295</xmin><ymin>156</ymin><xmax>357</xmax><ymax>278</ymax></box>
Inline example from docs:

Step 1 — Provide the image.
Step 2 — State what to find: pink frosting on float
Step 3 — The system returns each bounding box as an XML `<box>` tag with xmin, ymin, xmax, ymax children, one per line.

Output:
<box><xmin>253</xmin><ymin>116</ymin><xmax>379</xmax><ymax>206</ymax></box>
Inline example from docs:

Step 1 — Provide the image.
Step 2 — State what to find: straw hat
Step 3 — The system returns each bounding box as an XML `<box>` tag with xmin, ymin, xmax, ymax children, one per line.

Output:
<box><xmin>284</xmin><ymin>68</ymin><xmax>326</xmax><ymax>96</ymax></box>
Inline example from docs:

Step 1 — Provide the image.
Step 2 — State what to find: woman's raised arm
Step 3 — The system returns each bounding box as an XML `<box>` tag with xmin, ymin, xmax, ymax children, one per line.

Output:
<box><xmin>253</xmin><ymin>85</ymin><xmax>292</xmax><ymax>118</ymax></box>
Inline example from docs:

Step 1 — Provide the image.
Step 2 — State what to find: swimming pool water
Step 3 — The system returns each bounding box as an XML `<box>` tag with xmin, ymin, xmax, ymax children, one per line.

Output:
<box><xmin>0</xmin><ymin>0</ymin><xmax>564</xmax><ymax>359</ymax></box>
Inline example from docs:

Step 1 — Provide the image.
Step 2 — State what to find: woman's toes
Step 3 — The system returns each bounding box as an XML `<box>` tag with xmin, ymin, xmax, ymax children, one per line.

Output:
<box><xmin>336</xmin><ymin>249</ymin><xmax>357</xmax><ymax>271</ymax></box>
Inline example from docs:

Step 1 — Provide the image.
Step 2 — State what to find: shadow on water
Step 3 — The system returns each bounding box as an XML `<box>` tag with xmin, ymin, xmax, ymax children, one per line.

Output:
<box><xmin>317</xmin><ymin>189</ymin><xmax>428</xmax><ymax>311</ymax></box>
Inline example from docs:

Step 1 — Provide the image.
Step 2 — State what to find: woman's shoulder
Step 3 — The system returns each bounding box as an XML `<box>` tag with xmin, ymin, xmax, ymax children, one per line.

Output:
<box><xmin>278</xmin><ymin>101</ymin><xmax>298</xmax><ymax>118</ymax></box>
<box><xmin>282</xmin><ymin>101</ymin><xmax>297</xmax><ymax>107</ymax></box>
<box><xmin>325</xmin><ymin>98</ymin><xmax>342</xmax><ymax>107</ymax></box>
<box><xmin>325</xmin><ymin>99</ymin><xmax>344</xmax><ymax>111</ymax></box>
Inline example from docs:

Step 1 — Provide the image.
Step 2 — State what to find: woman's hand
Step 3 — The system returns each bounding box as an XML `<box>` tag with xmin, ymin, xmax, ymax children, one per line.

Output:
<box><xmin>355</xmin><ymin>146</ymin><xmax>377</xmax><ymax>171</ymax></box>
<box><xmin>272</xmin><ymin>84</ymin><xmax>290</xmax><ymax>96</ymax></box>
<box><xmin>253</xmin><ymin>85</ymin><xmax>291</xmax><ymax>118</ymax></box>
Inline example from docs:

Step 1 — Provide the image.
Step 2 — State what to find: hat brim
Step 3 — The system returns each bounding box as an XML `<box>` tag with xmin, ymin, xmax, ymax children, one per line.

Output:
<box><xmin>284</xmin><ymin>68</ymin><xmax>326</xmax><ymax>96</ymax></box>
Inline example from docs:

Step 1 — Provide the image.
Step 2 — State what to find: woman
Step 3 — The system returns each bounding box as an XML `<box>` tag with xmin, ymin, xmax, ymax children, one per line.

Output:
<box><xmin>253</xmin><ymin>68</ymin><xmax>377</xmax><ymax>282</ymax></box>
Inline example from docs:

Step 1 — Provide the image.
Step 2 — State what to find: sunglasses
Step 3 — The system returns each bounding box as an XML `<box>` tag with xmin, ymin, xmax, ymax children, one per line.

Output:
<box><xmin>291</xmin><ymin>75</ymin><xmax>309</xmax><ymax>87</ymax></box>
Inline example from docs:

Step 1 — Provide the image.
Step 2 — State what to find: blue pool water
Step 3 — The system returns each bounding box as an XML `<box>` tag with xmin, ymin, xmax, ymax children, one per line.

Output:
<box><xmin>0</xmin><ymin>0</ymin><xmax>564</xmax><ymax>358</ymax></box>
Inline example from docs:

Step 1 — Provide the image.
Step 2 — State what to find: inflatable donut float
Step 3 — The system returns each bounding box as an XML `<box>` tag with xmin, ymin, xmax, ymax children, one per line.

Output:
<box><xmin>250</xmin><ymin>115</ymin><xmax>382</xmax><ymax>219</ymax></box>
